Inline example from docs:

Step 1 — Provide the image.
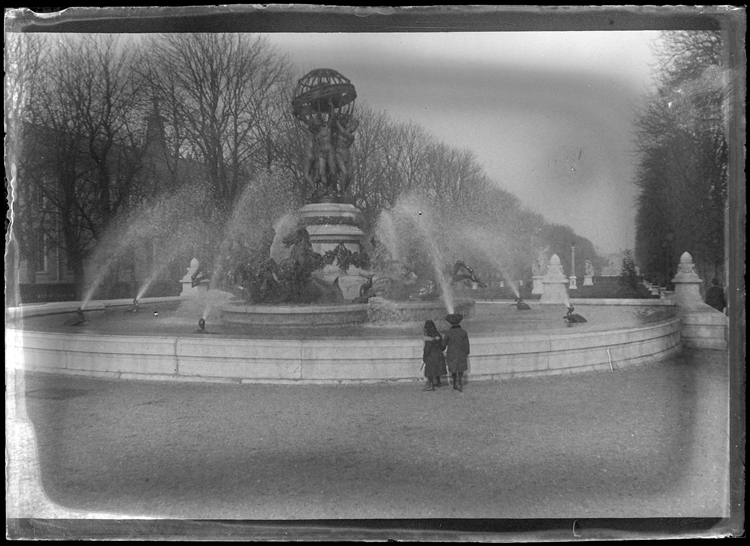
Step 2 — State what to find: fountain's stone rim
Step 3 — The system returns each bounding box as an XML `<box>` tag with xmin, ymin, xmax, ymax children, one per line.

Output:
<box><xmin>222</xmin><ymin>302</ymin><xmax>370</xmax><ymax>314</ymax></box>
<box><xmin>300</xmin><ymin>202</ymin><xmax>363</xmax><ymax>217</ymax></box>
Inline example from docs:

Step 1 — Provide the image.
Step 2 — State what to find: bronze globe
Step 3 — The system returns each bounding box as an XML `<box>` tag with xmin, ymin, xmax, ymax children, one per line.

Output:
<box><xmin>292</xmin><ymin>68</ymin><xmax>357</xmax><ymax>126</ymax></box>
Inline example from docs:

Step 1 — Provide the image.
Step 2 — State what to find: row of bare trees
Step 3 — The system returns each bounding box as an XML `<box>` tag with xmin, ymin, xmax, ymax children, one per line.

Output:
<box><xmin>633</xmin><ymin>31</ymin><xmax>728</xmax><ymax>289</ymax></box>
<box><xmin>7</xmin><ymin>32</ymin><xmax>604</xmax><ymax>300</ymax></box>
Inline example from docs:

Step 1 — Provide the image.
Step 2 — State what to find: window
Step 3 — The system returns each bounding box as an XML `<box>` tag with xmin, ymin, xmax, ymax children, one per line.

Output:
<box><xmin>34</xmin><ymin>231</ymin><xmax>47</xmax><ymax>273</ymax></box>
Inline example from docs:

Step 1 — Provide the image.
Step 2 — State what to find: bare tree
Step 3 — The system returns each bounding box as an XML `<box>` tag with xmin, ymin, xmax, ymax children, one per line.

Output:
<box><xmin>142</xmin><ymin>33</ymin><xmax>290</xmax><ymax>211</ymax></box>
<box><xmin>6</xmin><ymin>32</ymin><xmax>46</xmax><ymax>297</ymax></box>
<box><xmin>22</xmin><ymin>35</ymin><xmax>150</xmax><ymax>296</ymax></box>
<box><xmin>634</xmin><ymin>31</ymin><xmax>727</xmax><ymax>287</ymax></box>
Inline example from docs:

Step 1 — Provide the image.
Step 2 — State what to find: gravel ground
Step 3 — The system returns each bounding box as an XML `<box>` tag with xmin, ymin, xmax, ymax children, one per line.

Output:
<box><xmin>19</xmin><ymin>348</ymin><xmax>729</xmax><ymax>520</ymax></box>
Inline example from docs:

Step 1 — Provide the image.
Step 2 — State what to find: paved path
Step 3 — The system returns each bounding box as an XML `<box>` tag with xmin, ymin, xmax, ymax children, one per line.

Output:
<box><xmin>9</xmin><ymin>348</ymin><xmax>729</xmax><ymax>520</ymax></box>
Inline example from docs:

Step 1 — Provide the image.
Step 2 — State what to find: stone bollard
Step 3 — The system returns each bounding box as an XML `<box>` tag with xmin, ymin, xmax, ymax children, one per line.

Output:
<box><xmin>669</xmin><ymin>251</ymin><xmax>728</xmax><ymax>349</ymax></box>
<box><xmin>670</xmin><ymin>252</ymin><xmax>703</xmax><ymax>305</ymax></box>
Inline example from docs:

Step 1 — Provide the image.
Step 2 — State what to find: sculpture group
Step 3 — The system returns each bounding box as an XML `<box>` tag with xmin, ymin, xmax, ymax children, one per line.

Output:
<box><xmin>292</xmin><ymin>69</ymin><xmax>359</xmax><ymax>201</ymax></box>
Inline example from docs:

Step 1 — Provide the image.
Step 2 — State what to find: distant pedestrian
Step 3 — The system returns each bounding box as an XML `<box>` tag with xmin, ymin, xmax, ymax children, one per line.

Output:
<box><xmin>421</xmin><ymin>320</ymin><xmax>446</xmax><ymax>391</ymax></box>
<box><xmin>705</xmin><ymin>278</ymin><xmax>727</xmax><ymax>313</ymax></box>
<box><xmin>443</xmin><ymin>313</ymin><xmax>470</xmax><ymax>392</ymax></box>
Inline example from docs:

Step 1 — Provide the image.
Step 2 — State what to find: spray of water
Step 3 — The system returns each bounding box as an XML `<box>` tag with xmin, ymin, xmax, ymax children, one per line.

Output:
<box><xmin>453</xmin><ymin>226</ymin><xmax>521</xmax><ymax>298</ymax></box>
<box><xmin>80</xmin><ymin>185</ymin><xmax>210</xmax><ymax>310</ymax></box>
<box><xmin>392</xmin><ymin>196</ymin><xmax>455</xmax><ymax>314</ymax></box>
<box><xmin>373</xmin><ymin>210</ymin><xmax>401</xmax><ymax>265</ymax></box>
<box><xmin>135</xmin><ymin>260</ymin><xmax>170</xmax><ymax>302</ymax></box>
<box><xmin>269</xmin><ymin>211</ymin><xmax>300</xmax><ymax>263</ymax></box>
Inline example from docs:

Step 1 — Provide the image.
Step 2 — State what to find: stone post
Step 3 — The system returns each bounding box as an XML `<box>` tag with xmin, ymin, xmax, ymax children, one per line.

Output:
<box><xmin>670</xmin><ymin>251</ymin><xmax>728</xmax><ymax>349</ymax></box>
<box><xmin>670</xmin><ymin>251</ymin><xmax>703</xmax><ymax>305</ymax></box>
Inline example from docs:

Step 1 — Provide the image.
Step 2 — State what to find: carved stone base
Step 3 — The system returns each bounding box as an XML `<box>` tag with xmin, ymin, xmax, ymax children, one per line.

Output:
<box><xmin>299</xmin><ymin>203</ymin><xmax>365</xmax><ymax>255</ymax></box>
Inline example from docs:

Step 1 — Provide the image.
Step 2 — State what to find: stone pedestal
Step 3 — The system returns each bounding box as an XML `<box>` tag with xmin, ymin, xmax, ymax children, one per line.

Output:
<box><xmin>569</xmin><ymin>276</ymin><xmax>578</xmax><ymax>290</ymax></box>
<box><xmin>670</xmin><ymin>252</ymin><xmax>703</xmax><ymax>305</ymax></box>
<box><xmin>583</xmin><ymin>275</ymin><xmax>594</xmax><ymax>286</ymax></box>
<box><xmin>299</xmin><ymin>202</ymin><xmax>365</xmax><ymax>255</ymax></box>
<box><xmin>669</xmin><ymin>252</ymin><xmax>727</xmax><ymax>349</ymax></box>
<box><xmin>180</xmin><ymin>258</ymin><xmax>208</xmax><ymax>297</ymax></box>
<box><xmin>541</xmin><ymin>254</ymin><xmax>569</xmax><ymax>304</ymax></box>
<box><xmin>531</xmin><ymin>276</ymin><xmax>544</xmax><ymax>295</ymax></box>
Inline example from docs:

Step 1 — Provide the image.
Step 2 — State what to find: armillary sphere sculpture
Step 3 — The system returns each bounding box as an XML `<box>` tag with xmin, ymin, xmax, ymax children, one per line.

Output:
<box><xmin>292</xmin><ymin>69</ymin><xmax>359</xmax><ymax>202</ymax></box>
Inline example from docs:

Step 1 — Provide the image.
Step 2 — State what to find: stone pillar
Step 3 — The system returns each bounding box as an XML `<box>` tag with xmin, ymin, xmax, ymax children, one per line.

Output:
<box><xmin>541</xmin><ymin>254</ymin><xmax>569</xmax><ymax>304</ymax></box>
<box><xmin>670</xmin><ymin>251</ymin><xmax>728</xmax><ymax>349</ymax></box>
<box><xmin>670</xmin><ymin>251</ymin><xmax>703</xmax><ymax>305</ymax></box>
<box><xmin>583</xmin><ymin>275</ymin><xmax>593</xmax><ymax>286</ymax></box>
<box><xmin>569</xmin><ymin>243</ymin><xmax>577</xmax><ymax>290</ymax></box>
<box><xmin>180</xmin><ymin>258</ymin><xmax>208</xmax><ymax>297</ymax></box>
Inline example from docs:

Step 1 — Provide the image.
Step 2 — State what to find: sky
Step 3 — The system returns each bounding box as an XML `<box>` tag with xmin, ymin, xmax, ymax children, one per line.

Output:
<box><xmin>263</xmin><ymin>32</ymin><xmax>663</xmax><ymax>255</ymax></box>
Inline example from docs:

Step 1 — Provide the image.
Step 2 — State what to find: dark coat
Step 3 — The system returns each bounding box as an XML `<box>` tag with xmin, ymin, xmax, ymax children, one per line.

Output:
<box><xmin>422</xmin><ymin>335</ymin><xmax>447</xmax><ymax>378</ymax></box>
<box><xmin>442</xmin><ymin>325</ymin><xmax>470</xmax><ymax>373</ymax></box>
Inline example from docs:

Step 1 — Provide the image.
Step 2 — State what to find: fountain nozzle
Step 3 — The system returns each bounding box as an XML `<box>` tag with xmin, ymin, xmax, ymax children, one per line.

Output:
<box><xmin>131</xmin><ymin>298</ymin><xmax>140</xmax><ymax>312</ymax></box>
<box><xmin>198</xmin><ymin>318</ymin><xmax>206</xmax><ymax>331</ymax></box>
<box><xmin>76</xmin><ymin>307</ymin><xmax>85</xmax><ymax>320</ymax></box>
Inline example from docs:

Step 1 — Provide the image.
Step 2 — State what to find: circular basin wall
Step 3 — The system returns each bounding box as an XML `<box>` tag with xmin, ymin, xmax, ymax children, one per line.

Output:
<box><xmin>6</xmin><ymin>299</ymin><xmax>682</xmax><ymax>385</ymax></box>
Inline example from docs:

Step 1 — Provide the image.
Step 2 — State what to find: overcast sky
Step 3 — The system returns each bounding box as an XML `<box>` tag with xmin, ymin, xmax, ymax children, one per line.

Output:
<box><xmin>264</xmin><ymin>31</ymin><xmax>662</xmax><ymax>255</ymax></box>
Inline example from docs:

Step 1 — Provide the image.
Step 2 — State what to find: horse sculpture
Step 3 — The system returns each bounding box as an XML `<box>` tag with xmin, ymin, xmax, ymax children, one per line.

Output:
<box><xmin>450</xmin><ymin>261</ymin><xmax>487</xmax><ymax>288</ymax></box>
<box><xmin>564</xmin><ymin>305</ymin><xmax>587</xmax><ymax>323</ymax></box>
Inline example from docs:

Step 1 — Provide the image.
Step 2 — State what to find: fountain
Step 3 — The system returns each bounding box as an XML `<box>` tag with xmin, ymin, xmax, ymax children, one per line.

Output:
<box><xmin>217</xmin><ymin>69</ymin><xmax>472</xmax><ymax>327</ymax></box>
<box><xmin>7</xmin><ymin>67</ymin><xmax>693</xmax><ymax>386</ymax></box>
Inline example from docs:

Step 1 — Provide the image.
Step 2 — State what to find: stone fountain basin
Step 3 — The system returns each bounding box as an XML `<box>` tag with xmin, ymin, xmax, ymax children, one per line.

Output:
<box><xmin>218</xmin><ymin>297</ymin><xmax>475</xmax><ymax>326</ymax></box>
<box><xmin>7</xmin><ymin>299</ymin><xmax>681</xmax><ymax>384</ymax></box>
<box><xmin>220</xmin><ymin>301</ymin><xmax>370</xmax><ymax>326</ymax></box>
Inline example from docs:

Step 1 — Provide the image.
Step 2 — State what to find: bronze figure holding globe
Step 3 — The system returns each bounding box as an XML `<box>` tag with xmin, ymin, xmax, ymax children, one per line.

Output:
<box><xmin>292</xmin><ymin>69</ymin><xmax>358</xmax><ymax>203</ymax></box>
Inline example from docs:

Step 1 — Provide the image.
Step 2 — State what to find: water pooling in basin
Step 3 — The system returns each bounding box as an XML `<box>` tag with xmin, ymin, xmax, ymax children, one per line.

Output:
<box><xmin>20</xmin><ymin>302</ymin><xmax>677</xmax><ymax>340</ymax></box>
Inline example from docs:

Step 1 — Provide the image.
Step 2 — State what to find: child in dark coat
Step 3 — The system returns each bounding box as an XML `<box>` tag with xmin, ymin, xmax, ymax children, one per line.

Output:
<box><xmin>422</xmin><ymin>320</ymin><xmax>447</xmax><ymax>391</ymax></box>
<box><xmin>443</xmin><ymin>313</ymin><xmax>470</xmax><ymax>392</ymax></box>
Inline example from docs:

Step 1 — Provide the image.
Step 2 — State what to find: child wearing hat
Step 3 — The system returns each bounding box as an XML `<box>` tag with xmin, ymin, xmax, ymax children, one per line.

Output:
<box><xmin>443</xmin><ymin>314</ymin><xmax>470</xmax><ymax>391</ymax></box>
